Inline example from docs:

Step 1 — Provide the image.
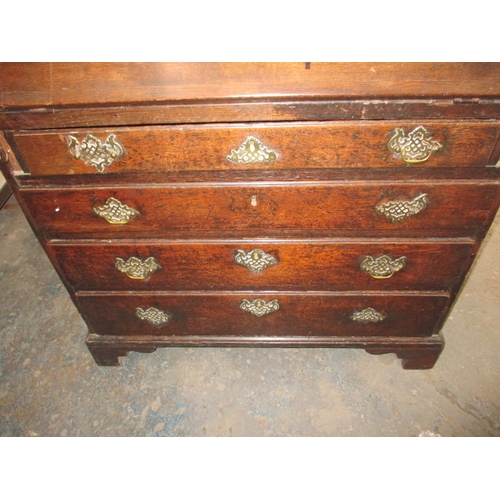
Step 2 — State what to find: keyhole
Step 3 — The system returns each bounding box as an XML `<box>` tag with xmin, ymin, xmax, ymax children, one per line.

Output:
<box><xmin>251</xmin><ymin>195</ymin><xmax>258</xmax><ymax>207</ymax></box>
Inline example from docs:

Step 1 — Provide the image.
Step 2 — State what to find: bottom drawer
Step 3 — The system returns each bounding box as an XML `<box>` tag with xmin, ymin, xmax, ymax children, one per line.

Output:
<box><xmin>76</xmin><ymin>292</ymin><xmax>450</xmax><ymax>338</ymax></box>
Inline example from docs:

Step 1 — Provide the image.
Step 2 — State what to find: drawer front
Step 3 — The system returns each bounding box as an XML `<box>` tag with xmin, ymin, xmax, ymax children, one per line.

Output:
<box><xmin>49</xmin><ymin>241</ymin><xmax>473</xmax><ymax>292</ymax></box>
<box><xmin>76</xmin><ymin>293</ymin><xmax>449</xmax><ymax>338</ymax></box>
<box><xmin>11</xmin><ymin>121</ymin><xmax>500</xmax><ymax>175</ymax></box>
<box><xmin>22</xmin><ymin>182</ymin><xmax>500</xmax><ymax>238</ymax></box>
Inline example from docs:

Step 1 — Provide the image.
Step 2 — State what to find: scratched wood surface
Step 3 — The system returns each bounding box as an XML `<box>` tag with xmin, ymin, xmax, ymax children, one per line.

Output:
<box><xmin>76</xmin><ymin>292</ymin><xmax>450</xmax><ymax>338</ymax></box>
<box><xmin>9</xmin><ymin>121</ymin><xmax>500</xmax><ymax>174</ymax></box>
<box><xmin>19</xmin><ymin>181</ymin><xmax>500</xmax><ymax>239</ymax></box>
<box><xmin>1</xmin><ymin>63</ymin><xmax>500</xmax><ymax>108</ymax></box>
<box><xmin>1</xmin><ymin>63</ymin><xmax>499</xmax><ymax>129</ymax></box>
<box><xmin>1</xmin><ymin>63</ymin><xmax>499</xmax><ymax>369</ymax></box>
<box><xmin>48</xmin><ymin>240</ymin><xmax>474</xmax><ymax>292</ymax></box>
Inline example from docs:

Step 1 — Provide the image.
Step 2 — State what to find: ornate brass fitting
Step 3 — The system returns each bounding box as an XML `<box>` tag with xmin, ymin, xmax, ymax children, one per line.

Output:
<box><xmin>376</xmin><ymin>193</ymin><xmax>428</xmax><ymax>223</ymax></box>
<box><xmin>240</xmin><ymin>298</ymin><xmax>280</xmax><ymax>317</ymax></box>
<box><xmin>235</xmin><ymin>249</ymin><xmax>279</xmax><ymax>273</ymax></box>
<box><xmin>93</xmin><ymin>197</ymin><xmax>140</xmax><ymax>225</ymax></box>
<box><xmin>388</xmin><ymin>126</ymin><xmax>441</xmax><ymax>164</ymax></box>
<box><xmin>351</xmin><ymin>307</ymin><xmax>386</xmax><ymax>323</ymax></box>
<box><xmin>360</xmin><ymin>255</ymin><xmax>407</xmax><ymax>279</ymax></box>
<box><xmin>227</xmin><ymin>136</ymin><xmax>278</xmax><ymax>164</ymax></box>
<box><xmin>67</xmin><ymin>134</ymin><xmax>125</xmax><ymax>172</ymax></box>
<box><xmin>136</xmin><ymin>307</ymin><xmax>171</xmax><ymax>325</ymax></box>
<box><xmin>115</xmin><ymin>256</ymin><xmax>160</xmax><ymax>280</ymax></box>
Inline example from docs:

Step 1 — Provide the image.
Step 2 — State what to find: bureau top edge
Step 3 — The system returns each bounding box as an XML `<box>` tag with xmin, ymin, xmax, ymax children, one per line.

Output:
<box><xmin>1</xmin><ymin>63</ymin><xmax>500</xmax><ymax>108</ymax></box>
<box><xmin>1</xmin><ymin>63</ymin><xmax>500</xmax><ymax>130</ymax></box>
<box><xmin>1</xmin><ymin>99</ymin><xmax>500</xmax><ymax>132</ymax></box>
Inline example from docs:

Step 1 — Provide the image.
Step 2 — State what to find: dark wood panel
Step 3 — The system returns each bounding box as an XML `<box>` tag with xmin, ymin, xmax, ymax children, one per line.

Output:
<box><xmin>14</xmin><ymin>165</ymin><xmax>500</xmax><ymax>186</ymax></box>
<box><xmin>21</xmin><ymin>182</ymin><xmax>500</xmax><ymax>238</ymax></box>
<box><xmin>12</xmin><ymin>121</ymin><xmax>500</xmax><ymax>175</ymax></box>
<box><xmin>76</xmin><ymin>292</ymin><xmax>450</xmax><ymax>338</ymax></box>
<box><xmin>1</xmin><ymin>63</ymin><xmax>499</xmax><ymax>109</ymax></box>
<box><xmin>3</xmin><ymin>100</ymin><xmax>500</xmax><ymax>130</ymax></box>
<box><xmin>2</xmin><ymin>62</ymin><xmax>499</xmax><ymax>368</ymax></box>
<box><xmin>50</xmin><ymin>241</ymin><xmax>473</xmax><ymax>292</ymax></box>
<box><xmin>85</xmin><ymin>331</ymin><xmax>445</xmax><ymax>368</ymax></box>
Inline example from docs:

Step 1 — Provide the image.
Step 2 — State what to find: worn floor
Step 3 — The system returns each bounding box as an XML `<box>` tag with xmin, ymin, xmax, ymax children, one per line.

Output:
<box><xmin>0</xmin><ymin>196</ymin><xmax>499</xmax><ymax>437</ymax></box>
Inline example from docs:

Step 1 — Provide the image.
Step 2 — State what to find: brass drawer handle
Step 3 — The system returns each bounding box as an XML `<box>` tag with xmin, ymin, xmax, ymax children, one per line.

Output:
<box><xmin>240</xmin><ymin>298</ymin><xmax>280</xmax><ymax>317</ymax></box>
<box><xmin>115</xmin><ymin>256</ymin><xmax>160</xmax><ymax>280</ymax></box>
<box><xmin>376</xmin><ymin>193</ymin><xmax>428</xmax><ymax>223</ymax></box>
<box><xmin>227</xmin><ymin>136</ymin><xmax>278</xmax><ymax>164</ymax></box>
<box><xmin>360</xmin><ymin>255</ymin><xmax>406</xmax><ymax>279</ymax></box>
<box><xmin>388</xmin><ymin>126</ymin><xmax>441</xmax><ymax>164</ymax></box>
<box><xmin>351</xmin><ymin>307</ymin><xmax>386</xmax><ymax>322</ymax></box>
<box><xmin>235</xmin><ymin>249</ymin><xmax>278</xmax><ymax>273</ymax></box>
<box><xmin>67</xmin><ymin>134</ymin><xmax>125</xmax><ymax>172</ymax></box>
<box><xmin>93</xmin><ymin>197</ymin><xmax>140</xmax><ymax>225</ymax></box>
<box><xmin>136</xmin><ymin>307</ymin><xmax>171</xmax><ymax>325</ymax></box>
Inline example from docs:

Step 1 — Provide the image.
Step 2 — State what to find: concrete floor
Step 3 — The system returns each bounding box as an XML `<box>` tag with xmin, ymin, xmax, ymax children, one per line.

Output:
<box><xmin>0</xmin><ymin>196</ymin><xmax>499</xmax><ymax>437</ymax></box>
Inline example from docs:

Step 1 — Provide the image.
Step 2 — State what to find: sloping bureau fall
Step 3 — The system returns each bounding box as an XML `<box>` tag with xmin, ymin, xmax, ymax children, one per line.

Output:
<box><xmin>1</xmin><ymin>63</ymin><xmax>499</xmax><ymax>369</ymax></box>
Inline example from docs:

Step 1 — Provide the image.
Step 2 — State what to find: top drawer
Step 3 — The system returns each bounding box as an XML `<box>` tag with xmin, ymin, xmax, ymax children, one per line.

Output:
<box><xmin>10</xmin><ymin>121</ymin><xmax>500</xmax><ymax>175</ymax></box>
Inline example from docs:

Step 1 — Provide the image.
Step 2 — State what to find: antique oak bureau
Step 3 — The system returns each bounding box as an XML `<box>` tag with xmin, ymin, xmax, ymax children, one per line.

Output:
<box><xmin>1</xmin><ymin>63</ymin><xmax>499</xmax><ymax>369</ymax></box>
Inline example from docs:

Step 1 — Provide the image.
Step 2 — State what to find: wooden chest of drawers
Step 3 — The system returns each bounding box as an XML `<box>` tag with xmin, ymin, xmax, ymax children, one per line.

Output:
<box><xmin>1</xmin><ymin>63</ymin><xmax>499</xmax><ymax>369</ymax></box>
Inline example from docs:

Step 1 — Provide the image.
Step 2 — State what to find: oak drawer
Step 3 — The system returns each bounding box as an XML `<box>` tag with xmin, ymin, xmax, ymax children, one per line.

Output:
<box><xmin>21</xmin><ymin>181</ymin><xmax>500</xmax><ymax>239</ymax></box>
<box><xmin>10</xmin><ymin>121</ymin><xmax>500</xmax><ymax>175</ymax></box>
<box><xmin>76</xmin><ymin>292</ymin><xmax>450</xmax><ymax>338</ymax></box>
<box><xmin>49</xmin><ymin>240</ymin><xmax>473</xmax><ymax>292</ymax></box>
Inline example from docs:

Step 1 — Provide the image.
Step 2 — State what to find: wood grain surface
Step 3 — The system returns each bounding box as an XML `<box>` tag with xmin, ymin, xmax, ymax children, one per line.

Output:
<box><xmin>49</xmin><ymin>240</ymin><xmax>473</xmax><ymax>292</ymax></box>
<box><xmin>1</xmin><ymin>63</ymin><xmax>499</xmax><ymax>108</ymax></box>
<box><xmin>76</xmin><ymin>292</ymin><xmax>450</xmax><ymax>338</ymax></box>
<box><xmin>20</xmin><ymin>181</ymin><xmax>500</xmax><ymax>238</ymax></box>
<box><xmin>1</xmin><ymin>63</ymin><xmax>499</xmax><ymax>368</ymax></box>
<box><xmin>10</xmin><ymin>121</ymin><xmax>500</xmax><ymax>174</ymax></box>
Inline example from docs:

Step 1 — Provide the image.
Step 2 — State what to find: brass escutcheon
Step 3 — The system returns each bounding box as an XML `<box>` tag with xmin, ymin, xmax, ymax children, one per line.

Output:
<box><xmin>376</xmin><ymin>193</ymin><xmax>428</xmax><ymax>223</ymax></box>
<box><xmin>227</xmin><ymin>136</ymin><xmax>278</xmax><ymax>164</ymax></box>
<box><xmin>234</xmin><ymin>249</ymin><xmax>279</xmax><ymax>273</ymax></box>
<box><xmin>360</xmin><ymin>255</ymin><xmax>407</xmax><ymax>279</ymax></box>
<box><xmin>351</xmin><ymin>307</ymin><xmax>386</xmax><ymax>323</ymax></box>
<box><xmin>93</xmin><ymin>197</ymin><xmax>140</xmax><ymax>225</ymax></box>
<box><xmin>136</xmin><ymin>307</ymin><xmax>171</xmax><ymax>325</ymax></box>
<box><xmin>388</xmin><ymin>126</ymin><xmax>442</xmax><ymax>164</ymax></box>
<box><xmin>67</xmin><ymin>134</ymin><xmax>125</xmax><ymax>173</ymax></box>
<box><xmin>115</xmin><ymin>256</ymin><xmax>160</xmax><ymax>280</ymax></box>
<box><xmin>240</xmin><ymin>298</ymin><xmax>280</xmax><ymax>317</ymax></box>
